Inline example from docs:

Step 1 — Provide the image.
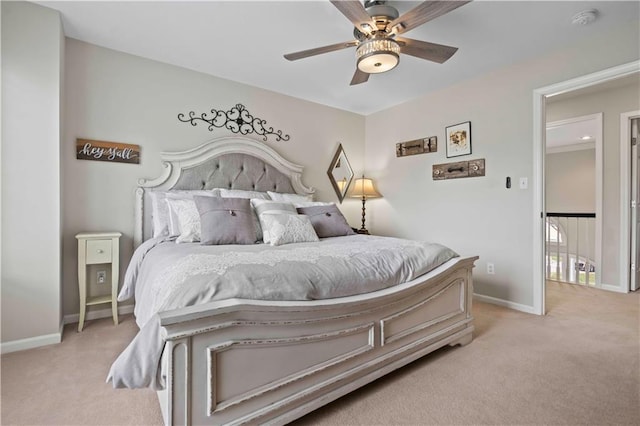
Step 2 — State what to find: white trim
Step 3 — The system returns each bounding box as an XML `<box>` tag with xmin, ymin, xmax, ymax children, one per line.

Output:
<box><xmin>63</xmin><ymin>304</ymin><xmax>134</xmax><ymax>325</ymax></box>
<box><xmin>0</xmin><ymin>324</ymin><xmax>63</xmax><ymax>354</ymax></box>
<box><xmin>546</xmin><ymin>141</ymin><xmax>595</xmax><ymax>154</ymax></box>
<box><xmin>620</xmin><ymin>110</ymin><xmax>640</xmax><ymax>293</ymax></box>
<box><xmin>533</xmin><ymin>89</ymin><xmax>546</xmax><ymax>315</ymax></box>
<box><xmin>533</xmin><ymin>60</ymin><xmax>640</xmax><ymax>315</ymax></box>
<box><xmin>0</xmin><ymin>304</ymin><xmax>136</xmax><ymax>354</ymax></box>
<box><xmin>601</xmin><ymin>283</ymin><xmax>629</xmax><ymax>294</ymax></box>
<box><xmin>472</xmin><ymin>293</ymin><xmax>537</xmax><ymax>315</ymax></box>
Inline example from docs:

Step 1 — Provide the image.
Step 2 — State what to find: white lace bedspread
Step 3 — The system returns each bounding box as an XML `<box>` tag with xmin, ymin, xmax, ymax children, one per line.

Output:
<box><xmin>107</xmin><ymin>235</ymin><xmax>458</xmax><ymax>389</ymax></box>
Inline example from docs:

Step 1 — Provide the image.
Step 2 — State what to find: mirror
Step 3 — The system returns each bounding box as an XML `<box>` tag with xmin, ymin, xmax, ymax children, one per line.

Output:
<box><xmin>327</xmin><ymin>144</ymin><xmax>354</xmax><ymax>204</ymax></box>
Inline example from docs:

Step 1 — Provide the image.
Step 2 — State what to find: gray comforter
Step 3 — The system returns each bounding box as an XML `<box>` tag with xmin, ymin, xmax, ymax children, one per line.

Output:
<box><xmin>107</xmin><ymin>235</ymin><xmax>458</xmax><ymax>389</ymax></box>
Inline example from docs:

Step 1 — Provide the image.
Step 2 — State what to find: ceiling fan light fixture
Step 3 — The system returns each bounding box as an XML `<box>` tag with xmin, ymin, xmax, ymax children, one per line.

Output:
<box><xmin>356</xmin><ymin>38</ymin><xmax>400</xmax><ymax>74</ymax></box>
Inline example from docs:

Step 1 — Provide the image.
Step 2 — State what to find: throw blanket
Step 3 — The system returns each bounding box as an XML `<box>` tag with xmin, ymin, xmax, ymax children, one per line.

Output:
<box><xmin>107</xmin><ymin>235</ymin><xmax>458</xmax><ymax>389</ymax></box>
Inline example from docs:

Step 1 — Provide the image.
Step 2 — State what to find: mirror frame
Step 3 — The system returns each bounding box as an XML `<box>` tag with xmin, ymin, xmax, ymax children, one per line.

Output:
<box><xmin>327</xmin><ymin>144</ymin><xmax>354</xmax><ymax>204</ymax></box>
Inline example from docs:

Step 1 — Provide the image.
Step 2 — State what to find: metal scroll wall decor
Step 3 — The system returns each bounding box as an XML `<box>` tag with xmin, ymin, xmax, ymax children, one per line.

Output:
<box><xmin>177</xmin><ymin>103</ymin><xmax>290</xmax><ymax>142</ymax></box>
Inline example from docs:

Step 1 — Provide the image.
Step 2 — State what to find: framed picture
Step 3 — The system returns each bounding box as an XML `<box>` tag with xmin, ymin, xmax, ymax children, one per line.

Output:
<box><xmin>445</xmin><ymin>121</ymin><xmax>472</xmax><ymax>158</ymax></box>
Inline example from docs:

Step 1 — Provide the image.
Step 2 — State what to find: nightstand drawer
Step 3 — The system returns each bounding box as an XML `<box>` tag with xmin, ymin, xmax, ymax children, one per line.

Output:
<box><xmin>86</xmin><ymin>239</ymin><xmax>112</xmax><ymax>264</ymax></box>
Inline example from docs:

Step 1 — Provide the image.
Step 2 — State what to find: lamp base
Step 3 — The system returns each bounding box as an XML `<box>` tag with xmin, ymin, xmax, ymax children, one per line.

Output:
<box><xmin>355</xmin><ymin>228</ymin><xmax>370</xmax><ymax>235</ymax></box>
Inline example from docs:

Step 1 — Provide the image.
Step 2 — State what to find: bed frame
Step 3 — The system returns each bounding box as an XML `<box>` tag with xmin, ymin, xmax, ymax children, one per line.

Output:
<box><xmin>134</xmin><ymin>137</ymin><xmax>477</xmax><ymax>425</ymax></box>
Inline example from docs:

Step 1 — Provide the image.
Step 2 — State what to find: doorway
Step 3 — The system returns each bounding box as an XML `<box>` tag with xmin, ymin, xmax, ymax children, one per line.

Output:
<box><xmin>532</xmin><ymin>60</ymin><xmax>640</xmax><ymax>315</ymax></box>
<box><xmin>545</xmin><ymin>113</ymin><xmax>602</xmax><ymax>288</ymax></box>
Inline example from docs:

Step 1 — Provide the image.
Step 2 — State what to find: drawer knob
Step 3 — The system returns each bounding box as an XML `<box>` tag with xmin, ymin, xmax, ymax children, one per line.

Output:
<box><xmin>97</xmin><ymin>249</ymin><xmax>104</xmax><ymax>254</ymax></box>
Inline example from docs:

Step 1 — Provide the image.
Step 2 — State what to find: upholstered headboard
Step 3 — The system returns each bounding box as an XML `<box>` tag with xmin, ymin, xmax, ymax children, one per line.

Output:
<box><xmin>134</xmin><ymin>137</ymin><xmax>315</xmax><ymax>246</ymax></box>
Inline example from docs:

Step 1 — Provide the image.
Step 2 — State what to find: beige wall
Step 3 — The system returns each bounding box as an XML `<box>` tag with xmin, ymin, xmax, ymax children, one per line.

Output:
<box><xmin>62</xmin><ymin>39</ymin><xmax>365</xmax><ymax>317</ymax></box>
<box><xmin>546</xmin><ymin>79</ymin><xmax>640</xmax><ymax>286</ymax></box>
<box><xmin>1</xmin><ymin>1</ymin><xmax>64</xmax><ymax>344</ymax></box>
<box><xmin>546</xmin><ymin>149</ymin><xmax>596</xmax><ymax>213</ymax></box>
<box><xmin>364</xmin><ymin>21</ymin><xmax>639</xmax><ymax>308</ymax></box>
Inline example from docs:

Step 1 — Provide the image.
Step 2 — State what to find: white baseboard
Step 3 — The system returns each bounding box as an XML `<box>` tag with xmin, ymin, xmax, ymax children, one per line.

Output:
<box><xmin>473</xmin><ymin>293</ymin><xmax>538</xmax><ymax>315</ymax></box>
<box><xmin>0</xmin><ymin>323</ymin><xmax>63</xmax><ymax>354</ymax></box>
<box><xmin>600</xmin><ymin>283</ymin><xmax>628</xmax><ymax>293</ymax></box>
<box><xmin>1</xmin><ymin>305</ymin><xmax>135</xmax><ymax>354</ymax></box>
<box><xmin>63</xmin><ymin>304</ymin><xmax>134</xmax><ymax>325</ymax></box>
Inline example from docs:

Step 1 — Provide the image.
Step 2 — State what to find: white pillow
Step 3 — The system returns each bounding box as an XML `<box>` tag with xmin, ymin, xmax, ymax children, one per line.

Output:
<box><xmin>149</xmin><ymin>189</ymin><xmax>219</xmax><ymax>237</ymax></box>
<box><xmin>251</xmin><ymin>199</ymin><xmax>298</xmax><ymax>244</ymax></box>
<box><xmin>260</xmin><ymin>213</ymin><xmax>319</xmax><ymax>246</ymax></box>
<box><xmin>166</xmin><ymin>198</ymin><xmax>202</xmax><ymax>243</ymax></box>
<box><xmin>219</xmin><ymin>188</ymin><xmax>271</xmax><ymax>200</ymax></box>
<box><xmin>267</xmin><ymin>191</ymin><xmax>313</xmax><ymax>203</ymax></box>
<box><xmin>293</xmin><ymin>201</ymin><xmax>333</xmax><ymax>208</ymax></box>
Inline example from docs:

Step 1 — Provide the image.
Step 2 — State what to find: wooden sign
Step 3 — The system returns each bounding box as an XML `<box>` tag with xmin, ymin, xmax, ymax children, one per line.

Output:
<box><xmin>396</xmin><ymin>136</ymin><xmax>437</xmax><ymax>157</ymax></box>
<box><xmin>432</xmin><ymin>158</ymin><xmax>485</xmax><ymax>180</ymax></box>
<box><xmin>76</xmin><ymin>139</ymin><xmax>140</xmax><ymax>164</ymax></box>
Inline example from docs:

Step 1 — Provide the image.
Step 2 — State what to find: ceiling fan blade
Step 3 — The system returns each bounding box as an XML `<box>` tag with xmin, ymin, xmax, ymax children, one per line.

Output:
<box><xmin>396</xmin><ymin>37</ymin><xmax>458</xmax><ymax>64</ymax></box>
<box><xmin>330</xmin><ymin>0</ymin><xmax>377</xmax><ymax>34</ymax></box>
<box><xmin>350</xmin><ymin>68</ymin><xmax>370</xmax><ymax>86</ymax></box>
<box><xmin>284</xmin><ymin>40</ymin><xmax>358</xmax><ymax>61</ymax></box>
<box><xmin>389</xmin><ymin>1</ymin><xmax>471</xmax><ymax>35</ymax></box>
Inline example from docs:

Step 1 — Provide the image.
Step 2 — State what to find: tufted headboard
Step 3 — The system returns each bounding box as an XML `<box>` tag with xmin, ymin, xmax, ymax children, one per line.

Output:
<box><xmin>134</xmin><ymin>137</ymin><xmax>314</xmax><ymax>247</ymax></box>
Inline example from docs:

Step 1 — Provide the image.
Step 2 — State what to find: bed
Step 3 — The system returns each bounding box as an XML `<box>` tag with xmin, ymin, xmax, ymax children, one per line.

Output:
<box><xmin>109</xmin><ymin>136</ymin><xmax>477</xmax><ymax>425</ymax></box>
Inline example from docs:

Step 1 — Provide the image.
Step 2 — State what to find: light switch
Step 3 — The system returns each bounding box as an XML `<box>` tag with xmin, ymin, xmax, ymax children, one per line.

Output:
<box><xmin>519</xmin><ymin>177</ymin><xmax>528</xmax><ymax>189</ymax></box>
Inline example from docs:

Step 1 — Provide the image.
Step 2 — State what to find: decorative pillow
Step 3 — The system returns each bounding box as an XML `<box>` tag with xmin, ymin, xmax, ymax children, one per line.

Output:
<box><xmin>166</xmin><ymin>198</ymin><xmax>202</xmax><ymax>243</ymax></box>
<box><xmin>219</xmin><ymin>189</ymin><xmax>270</xmax><ymax>241</ymax></box>
<box><xmin>251</xmin><ymin>199</ymin><xmax>298</xmax><ymax>244</ymax></box>
<box><xmin>296</xmin><ymin>204</ymin><xmax>356</xmax><ymax>238</ymax></box>
<box><xmin>261</xmin><ymin>213</ymin><xmax>319</xmax><ymax>246</ymax></box>
<box><xmin>150</xmin><ymin>190</ymin><xmax>219</xmax><ymax>237</ymax></box>
<box><xmin>194</xmin><ymin>196</ymin><xmax>256</xmax><ymax>245</ymax></box>
<box><xmin>164</xmin><ymin>191</ymin><xmax>222</xmax><ymax>237</ymax></box>
<box><xmin>267</xmin><ymin>191</ymin><xmax>313</xmax><ymax>203</ymax></box>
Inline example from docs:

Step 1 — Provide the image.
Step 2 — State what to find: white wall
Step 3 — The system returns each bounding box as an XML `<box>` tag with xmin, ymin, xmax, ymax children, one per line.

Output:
<box><xmin>546</xmin><ymin>148</ymin><xmax>596</xmax><ymax>213</ymax></box>
<box><xmin>364</xmin><ymin>21</ymin><xmax>639</xmax><ymax>309</ymax></box>
<box><xmin>1</xmin><ymin>2</ymin><xmax>64</xmax><ymax>346</ymax></box>
<box><xmin>546</xmin><ymin>80</ymin><xmax>640</xmax><ymax>286</ymax></box>
<box><xmin>62</xmin><ymin>39</ymin><xmax>365</xmax><ymax>317</ymax></box>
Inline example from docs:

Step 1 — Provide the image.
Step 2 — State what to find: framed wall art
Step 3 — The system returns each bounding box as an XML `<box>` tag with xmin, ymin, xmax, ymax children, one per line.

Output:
<box><xmin>445</xmin><ymin>121</ymin><xmax>471</xmax><ymax>158</ymax></box>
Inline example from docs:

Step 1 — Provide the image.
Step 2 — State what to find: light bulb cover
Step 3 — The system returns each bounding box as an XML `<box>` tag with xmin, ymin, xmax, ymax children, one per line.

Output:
<box><xmin>356</xmin><ymin>39</ymin><xmax>400</xmax><ymax>74</ymax></box>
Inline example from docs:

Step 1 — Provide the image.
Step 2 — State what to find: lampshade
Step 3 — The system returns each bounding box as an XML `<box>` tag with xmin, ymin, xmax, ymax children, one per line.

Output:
<box><xmin>356</xmin><ymin>39</ymin><xmax>400</xmax><ymax>74</ymax></box>
<box><xmin>336</xmin><ymin>177</ymin><xmax>348</xmax><ymax>192</ymax></box>
<box><xmin>349</xmin><ymin>177</ymin><xmax>381</xmax><ymax>199</ymax></box>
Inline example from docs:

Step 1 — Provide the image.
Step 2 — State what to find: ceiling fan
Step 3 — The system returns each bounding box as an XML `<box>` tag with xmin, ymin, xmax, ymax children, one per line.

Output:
<box><xmin>284</xmin><ymin>0</ymin><xmax>471</xmax><ymax>85</ymax></box>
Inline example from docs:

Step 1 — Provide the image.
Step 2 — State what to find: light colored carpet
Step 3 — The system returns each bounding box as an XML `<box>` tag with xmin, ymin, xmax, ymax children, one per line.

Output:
<box><xmin>1</xmin><ymin>281</ymin><xmax>638</xmax><ymax>425</ymax></box>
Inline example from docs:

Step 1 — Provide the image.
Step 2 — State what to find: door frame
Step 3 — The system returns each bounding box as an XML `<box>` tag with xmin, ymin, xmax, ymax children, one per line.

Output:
<box><xmin>532</xmin><ymin>60</ymin><xmax>640</xmax><ymax>315</ymax></box>
<box><xmin>620</xmin><ymin>110</ymin><xmax>640</xmax><ymax>292</ymax></box>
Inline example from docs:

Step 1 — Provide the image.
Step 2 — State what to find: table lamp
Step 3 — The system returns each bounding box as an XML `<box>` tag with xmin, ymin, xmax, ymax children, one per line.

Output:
<box><xmin>348</xmin><ymin>175</ymin><xmax>381</xmax><ymax>234</ymax></box>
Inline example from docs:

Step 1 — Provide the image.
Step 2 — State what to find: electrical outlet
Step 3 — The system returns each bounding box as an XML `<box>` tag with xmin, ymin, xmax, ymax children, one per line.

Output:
<box><xmin>487</xmin><ymin>263</ymin><xmax>495</xmax><ymax>275</ymax></box>
<box><xmin>97</xmin><ymin>270</ymin><xmax>107</xmax><ymax>284</ymax></box>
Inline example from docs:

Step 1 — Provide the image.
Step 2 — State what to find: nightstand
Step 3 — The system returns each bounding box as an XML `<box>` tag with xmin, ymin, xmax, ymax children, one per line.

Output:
<box><xmin>76</xmin><ymin>231</ymin><xmax>122</xmax><ymax>332</ymax></box>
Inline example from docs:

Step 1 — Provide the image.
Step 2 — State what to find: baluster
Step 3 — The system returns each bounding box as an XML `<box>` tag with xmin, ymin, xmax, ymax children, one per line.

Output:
<box><xmin>556</xmin><ymin>217</ymin><xmax>561</xmax><ymax>280</ymax></box>
<box><xmin>575</xmin><ymin>218</ymin><xmax>580</xmax><ymax>284</ymax></box>
<box><xmin>546</xmin><ymin>218</ymin><xmax>550</xmax><ymax>279</ymax></box>
<box><xmin>563</xmin><ymin>216</ymin><xmax>569</xmax><ymax>282</ymax></box>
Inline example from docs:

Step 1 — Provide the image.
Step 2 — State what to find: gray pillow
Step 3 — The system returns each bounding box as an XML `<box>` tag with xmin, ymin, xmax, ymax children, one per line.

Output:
<box><xmin>194</xmin><ymin>196</ymin><xmax>256</xmax><ymax>245</ymax></box>
<box><xmin>296</xmin><ymin>204</ymin><xmax>356</xmax><ymax>238</ymax></box>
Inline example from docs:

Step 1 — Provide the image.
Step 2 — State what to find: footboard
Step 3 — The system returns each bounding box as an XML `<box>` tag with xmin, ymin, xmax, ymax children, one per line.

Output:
<box><xmin>156</xmin><ymin>256</ymin><xmax>477</xmax><ymax>425</ymax></box>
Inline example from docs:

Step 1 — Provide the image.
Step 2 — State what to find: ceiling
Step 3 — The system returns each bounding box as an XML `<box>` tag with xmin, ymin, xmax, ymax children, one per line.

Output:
<box><xmin>546</xmin><ymin>73</ymin><xmax>639</xmax><ymax>149</ymax></box>
<box><xmin>36</xmin><ymin>1</ymin><xmax>640</xmax><ymax>115</ymax></box>
<box><xmin>546</xmin><ymin>119</ymin><xmax>597</xmax><ymax>150</ymax></box>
